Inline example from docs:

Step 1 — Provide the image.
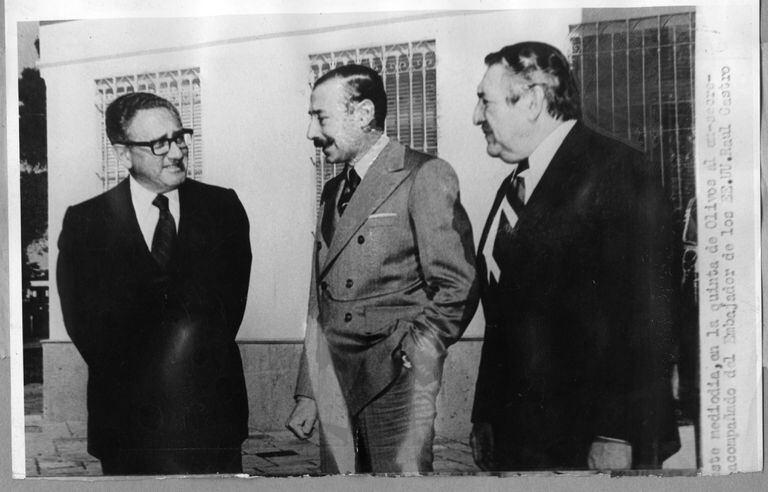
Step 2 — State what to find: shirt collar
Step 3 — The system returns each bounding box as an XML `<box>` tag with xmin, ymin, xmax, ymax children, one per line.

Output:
<box><xmin>129</xmin><ymin>175</ymin><xmax>180</xmax><ymax>214</ymax></box>
<box><xmin>349</xmin><ymin>134</ymin><xmax>389</xmax><ymax>180</ymax></box>
<box><xmin>518</xmin><ymin>119</ymin><xmax>577</xmax><ymax>201</ymax></box>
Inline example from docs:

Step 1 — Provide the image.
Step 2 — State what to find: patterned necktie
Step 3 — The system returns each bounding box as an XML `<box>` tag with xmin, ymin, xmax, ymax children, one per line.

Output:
<box><xmin>489</xmin><ymin>158</ymin><xmax>529</xmax><ymax>286</ymax></box>
<box><xmin>151</xmin><ymin>194</ymin><xmax>177</xmax><ymax>270</ymax></box>
<box><xmin>505</xmin><ymin>158</ymin><xmax>528</xmax><ymax>214</ymax></box>
<box><xmin>337</xmin><ymin>167</ymin><xmax>361</xmax><ymax>216</ymax></box>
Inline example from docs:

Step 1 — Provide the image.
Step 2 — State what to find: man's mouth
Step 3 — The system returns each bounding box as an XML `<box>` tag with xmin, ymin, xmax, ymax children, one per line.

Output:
<box><xmin>314</xmin><ymin>138</ymin><xmax>334</xmax><ymax>152</ymax></box>
<box><xmin>164</xmin><ymin>160</ymin><xmax>186</xmax><ymax>171</ymax></box>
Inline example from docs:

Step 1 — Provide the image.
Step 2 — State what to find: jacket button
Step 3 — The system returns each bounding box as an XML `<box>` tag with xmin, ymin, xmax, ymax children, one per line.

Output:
<box><xmin>320</xmin><ymin>281</ymin><xmax>328</xmax><ymax>290</ymax></box>
<box><xmin>346</xmin><ymin>279</ymin><xmax>354</xmax><ymax>288</ymax></box>
<box><xmin>357</xmin><ymin>235</ymin><xmax>365</xmax><ymax>244</ymax></box>
<box><xmin>344</xmin><ymin>313</ymin><xmax>352</xmax><ymax>322</ymax></box>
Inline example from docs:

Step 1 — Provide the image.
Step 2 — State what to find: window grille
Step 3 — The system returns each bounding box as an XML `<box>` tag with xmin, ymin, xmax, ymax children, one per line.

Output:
<box><xmin>94</xmin><ymin>68</ymin><xmax>202</xmax><ymax>190</ymax></box>
<box><xmin>569</xmin><ymin>12</ymin><xmax>695</xmax><ymax>216</ymax></box>
<box><xmin>309</xmin><ymin>40</ymin><xmax>437</xmax><ymax>204</ymax></box>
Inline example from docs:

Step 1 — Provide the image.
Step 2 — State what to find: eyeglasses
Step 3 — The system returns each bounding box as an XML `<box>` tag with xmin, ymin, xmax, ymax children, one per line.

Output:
<box><xmin>116</xmin><ymin>128</ymin><xmax>194</xmax><ymax>156</ymax></box>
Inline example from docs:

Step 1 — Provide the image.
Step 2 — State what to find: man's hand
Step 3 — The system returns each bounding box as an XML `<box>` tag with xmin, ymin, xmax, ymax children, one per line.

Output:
<box><xmin>285</xmin><ymin>396</ymin><xmax>318</xmax><ymax>440</ymax></box>
<box><xmin>587</xmin><ymin>438</ymin><xmax>632</xmax><ymax>470</ymax></box>
<box><xmin>469</xmin><ymin>422</ymin><xmax>496</xmax><ymax>471</ymax></box>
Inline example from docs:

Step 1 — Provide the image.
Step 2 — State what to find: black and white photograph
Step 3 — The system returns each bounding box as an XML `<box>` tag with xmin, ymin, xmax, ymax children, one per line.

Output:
<box><xmin>3</xmin><ymin>0</ymin><xmax>762</xmax><ymax>483</ymax></box>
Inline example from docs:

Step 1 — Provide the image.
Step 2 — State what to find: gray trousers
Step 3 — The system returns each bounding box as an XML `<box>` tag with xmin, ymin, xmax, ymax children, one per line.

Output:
<box><xmin>350</xmin><ymin>362</ymin><xmax>442</xmax><ymax>473</ymax></box>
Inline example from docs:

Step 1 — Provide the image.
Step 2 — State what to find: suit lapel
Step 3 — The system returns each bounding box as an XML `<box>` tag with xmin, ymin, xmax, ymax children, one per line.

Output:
<box><xmin>512</xmin><ymin>122</ymin><xmax>589</xmax><ymax>237</ymax></box>
<box><xmin>106</xmin><ymin>179</ymin><xmax>155</xmax><ymax>264</ymax></box>
<box><xmin>176</xmin><ymin>180</ymin><xmax>215</xmax><ymax>269</ymax></box>
<box><xmin>477</xmin><ymin>175</ymin><xmax>510</xmax><ymax>257</ymax></box>
<box><xmin>486</xmin><ymin>122</ymin><xmax>589</xmax><ymax>284</ymax></box>
<box><xmin>177</xmin><ymin>180</ymin><xmax>201</xmax><ymax>240</ymax></box>
<box><xmin>320</xmin><ymin>141</ymin><xmax>411</xmax><ymax>278</ymax></box>
<box><xmin>319</xmin><ymin>175</ymin><xmax>344</xmax><ymax>248</ymax></box>
<box><xmin>476</xmin><ymin>176</ymin><xmax>508</xmax><ymax>289</ymax></box>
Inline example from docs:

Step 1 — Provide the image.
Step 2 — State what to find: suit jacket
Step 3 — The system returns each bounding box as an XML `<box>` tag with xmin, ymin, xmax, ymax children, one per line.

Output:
<box><xmin>472</xmin><ymin>122</ymin><xmax>681</xmax><ymax>467</ymax></box>
<box><xmin>57</xmin><ymin>178</ymin><xmax>252</xmax><ymax>458</ymax></box>
<box><xmin>296</xmin><ymin>139</ymin><xmax>479</xmax><ymax>417</ymax></box>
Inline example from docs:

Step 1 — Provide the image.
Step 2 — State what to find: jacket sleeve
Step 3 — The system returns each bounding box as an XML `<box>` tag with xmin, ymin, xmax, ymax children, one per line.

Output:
<box><xmin>295</xmin><ymin>235</ymin><xmax>320</xmax><ymax>401</ymax></box>
<box><xmin>56</xmin><ymin>206</ymin><xmax>105</xmax><ymax>367</ymax></box>
<box><xmin>399</xmin><ymin>158</ymin><xmax>480</xmax><ymax>359</ymax></box>
<box><xmin>591</xmin><ymin>148</ymin><xmax>681</xmax><ymax>464</ymax></box>
<box><xmin>470</xmin><ymin>321</ymin><xmax>505</xmax><ymax>423</ymax></box>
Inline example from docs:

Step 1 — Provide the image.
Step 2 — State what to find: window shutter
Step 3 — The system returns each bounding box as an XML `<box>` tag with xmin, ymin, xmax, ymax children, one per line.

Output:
<box><xmin>569</xmin><ymin>13</ymin><xmax>695</xmax><ymax>216</ymax></box>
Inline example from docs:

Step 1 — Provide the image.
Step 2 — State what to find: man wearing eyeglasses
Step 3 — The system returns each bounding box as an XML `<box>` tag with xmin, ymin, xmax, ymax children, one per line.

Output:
<box><xmin>57</xmin><ymin>92</ymin><xmax>252</xmax><ymax>475</ymax></box>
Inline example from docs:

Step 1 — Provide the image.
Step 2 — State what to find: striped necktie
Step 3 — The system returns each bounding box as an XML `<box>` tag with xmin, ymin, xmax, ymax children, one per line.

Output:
<box><xmin>337</xmin><ymin>166</ymin><xmax>361</xmax><ymax>216</ymax></box>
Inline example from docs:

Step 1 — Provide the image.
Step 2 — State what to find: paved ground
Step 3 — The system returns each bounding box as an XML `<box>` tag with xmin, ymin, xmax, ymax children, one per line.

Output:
<box><xmin>23</xmin><ymin>378</ymin><xmax>696</xmax><ymax>477</ymax></box>
<box><xmin>24</xmin><ymin>414</ymin><xmax>478</xmax><ymax>477</ymax></box>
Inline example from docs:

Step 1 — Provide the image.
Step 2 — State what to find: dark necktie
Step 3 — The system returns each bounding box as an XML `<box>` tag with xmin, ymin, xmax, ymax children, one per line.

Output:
<box><xmin>506</xmin><ymin>158</ymin><xmax>528</xmax><ymax>214</ymax></box>
<box><xmin>151</xmin><ymin>194</ymin><xmax>177</xmax><ymax>270</ymax></box>
<box><xmin>490</xmin><ymin>158</ymin><xmax>528</xmax><ymax>286</ymax></box>
<box><xmin>337</xmin><ymin>167</ymin><xmax>361</xmax><ymax>216</ymax></box>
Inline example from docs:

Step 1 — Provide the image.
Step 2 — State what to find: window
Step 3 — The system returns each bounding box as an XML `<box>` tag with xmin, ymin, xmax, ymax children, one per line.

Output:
<box><xmin>94</xmin><ymin>68</ymin><xmax>202</xmax><ymax>190</ymax></box>
<box><xmin>309</xmin><ymin>40</ymin><xmax>437</xmax><ymax>203</ymax></box>
<box><xmin>569</xmin><ymin>12</ymin><xmax>695</xmax><ymax>217</ymax></box>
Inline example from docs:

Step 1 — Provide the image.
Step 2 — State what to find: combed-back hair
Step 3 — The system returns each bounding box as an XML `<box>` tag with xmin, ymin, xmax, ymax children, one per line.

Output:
<box><xmin>314</xmin><ymin>64</ymin><xmax>387</xmax><ymax>130</ymax></box>
<box><xmin>484</xmin><ymin>42</ymin><xmax>581</xmax><ymax>120</ymax></box>
<box><xmin>106</xmin><ymin>92</ymin><xmax>182</xmax><ymax>144</ymax></box>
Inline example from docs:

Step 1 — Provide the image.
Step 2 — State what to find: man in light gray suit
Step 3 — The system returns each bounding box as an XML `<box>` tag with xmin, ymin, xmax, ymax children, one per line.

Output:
<box><xmin>286</xmin><ymin>64</ymin><xmax>479</xmax><ymax>474</ymax></box>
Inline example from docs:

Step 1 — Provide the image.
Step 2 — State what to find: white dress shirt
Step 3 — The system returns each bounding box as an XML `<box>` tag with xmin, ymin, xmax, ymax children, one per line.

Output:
<box><xmin>129</xmin><ymin>176</ymin><xmax>180</xmax><ymax>250</ymax></box>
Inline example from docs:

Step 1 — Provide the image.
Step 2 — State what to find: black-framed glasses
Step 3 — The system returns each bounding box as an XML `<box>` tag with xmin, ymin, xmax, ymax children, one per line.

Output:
<box><xmin>116</xmin><ymin>128</ymin><xmax>193</xmax><ymax>156</ymax></box>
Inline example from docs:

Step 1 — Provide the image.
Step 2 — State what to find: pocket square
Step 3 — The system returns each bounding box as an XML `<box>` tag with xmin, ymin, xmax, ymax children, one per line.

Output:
<box><xmin>368</xmin><ymin>212</ymin><xmax>397</xmax><ymax>219</ymax></box>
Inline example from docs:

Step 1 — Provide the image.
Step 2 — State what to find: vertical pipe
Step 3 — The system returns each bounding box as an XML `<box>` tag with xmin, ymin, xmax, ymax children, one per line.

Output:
<box><xmin>422</xmin><ymin>51</ymin><xmax>428</xmax><ymax>152</ymax></box>
<box><xmin>409</xmin><ymin>44</ymin><xmax>414</xmax><ymax>148</ymax></box>
<box><xmin>641</xmin><ymin>21</ymin><xmax>648</xmax><ymax>154</ymax></box>
<box><xmin>595</xmin><ymin>22</ymin><xmax>600</xmax><ymax>125</ymax></box>
<box><xmin>394</xmin><ymin>47</ymin><xmax>401</xmax><ymax>142</ymax></box>
<box><xmin>672</xmin><ymin>17</ymin><xmax>683</xmax><ymax>212</ymax></box>
<box><xmin>657</xmin><ymin>15</ymin><xmax>665</xmax><ymax>188</ymax></box>
<box><xmin>579</xmin><ymin>31</ymin><xmax>585</xmax><ymax>121</ymax></box>
<box><xmin>610</xmin><ymin>27</ymin><xmax>616</xmax><ymax>133</ymax></box>
<box><xmin>625</xmin><ymin>20</ymin><xmax>631</xmax><ymax>142</ymax></box>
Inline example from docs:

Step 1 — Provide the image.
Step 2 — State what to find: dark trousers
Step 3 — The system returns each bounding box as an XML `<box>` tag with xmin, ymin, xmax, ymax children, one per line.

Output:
<box><xmin>100</xmin><ymin>447</ymin><xmax>242</xmax><ymax>475</ymax></box>
<box><xmin>352</xmin><ymin>363</ymin><xmax>441</xmax><ymax>473</ymax></box>
<box><xmin>491</xmin><ymin>418</ymin><xmax>591</xmax><ymax>471</ymax></box>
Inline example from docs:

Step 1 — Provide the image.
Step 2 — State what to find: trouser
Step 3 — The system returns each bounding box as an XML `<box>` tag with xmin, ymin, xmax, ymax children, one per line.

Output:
<box><xmin>351</xmin><ymin>362</ymin><xmax>442</xmax><ymax>473</ymax></box>
<box><xmin>491</xmin><ymin>417</ymin><xmax>592</xmax><ymax>471</ymax></box>
<box><xmin>99</xmin><ymin>447</ymin><xmax>242</xmax><ymax>475</ymax></box>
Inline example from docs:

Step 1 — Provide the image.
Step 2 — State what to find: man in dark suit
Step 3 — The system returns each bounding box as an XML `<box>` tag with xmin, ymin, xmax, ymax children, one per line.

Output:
<box><xmin>57</xmin><ymin>92</ymin><xmax>252</xmax><ymax>475</ymax></box>
<box><xmin>285</xmin><ymin>64</ymin><xmax>479</xmax><ymax>473</ymax></box>
<box><xmin>469</xmin><ymin>42</ymin><xmax>680</xmax><ymax>471</ymax></box>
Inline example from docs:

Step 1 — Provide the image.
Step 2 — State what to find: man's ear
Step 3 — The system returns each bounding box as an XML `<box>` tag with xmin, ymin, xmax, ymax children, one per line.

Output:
<box><xmin>113</xmin><ymin>144</ymin><xmax>133</xmax><ymax>170</ymax></box>
<box><xmin>525</xmin><ymin>85</ymin><xmax>546</xmax><ymax>122</ymax></box>
<box><xmin>356</xmin><ymin>99</ymin><xmax>376</xmax><ymax>129</ymax></box>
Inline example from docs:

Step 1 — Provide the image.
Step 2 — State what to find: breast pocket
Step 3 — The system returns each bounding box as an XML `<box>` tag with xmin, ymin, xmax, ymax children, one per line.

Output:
<box><xmin>366</xmin><ymin>213</ymin><xmax>398</xmax><ymax>227</ymax></box>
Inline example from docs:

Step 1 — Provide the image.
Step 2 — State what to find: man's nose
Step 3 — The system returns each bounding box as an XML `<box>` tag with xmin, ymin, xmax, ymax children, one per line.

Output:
<box><xmin>166</xmin><ymin>140</ymin><xmax>184</xmax><ymax>159</ymax></box>
<box><xmin>307</xmin><ymin>118</ymin><xmax>319</xmax><ymax>140</ymax></box>
<box><xmin>472</xmin><ymin>100</ymin><xmax>484</xmax><ymax>126</ymax></box>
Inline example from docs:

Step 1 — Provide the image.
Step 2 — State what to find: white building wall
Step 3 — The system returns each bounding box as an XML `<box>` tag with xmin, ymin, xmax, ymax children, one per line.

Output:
<box><xmin>42</xmin><ymin>10</ymin><xmax>581</xmax><ymax>341</ymax></box>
